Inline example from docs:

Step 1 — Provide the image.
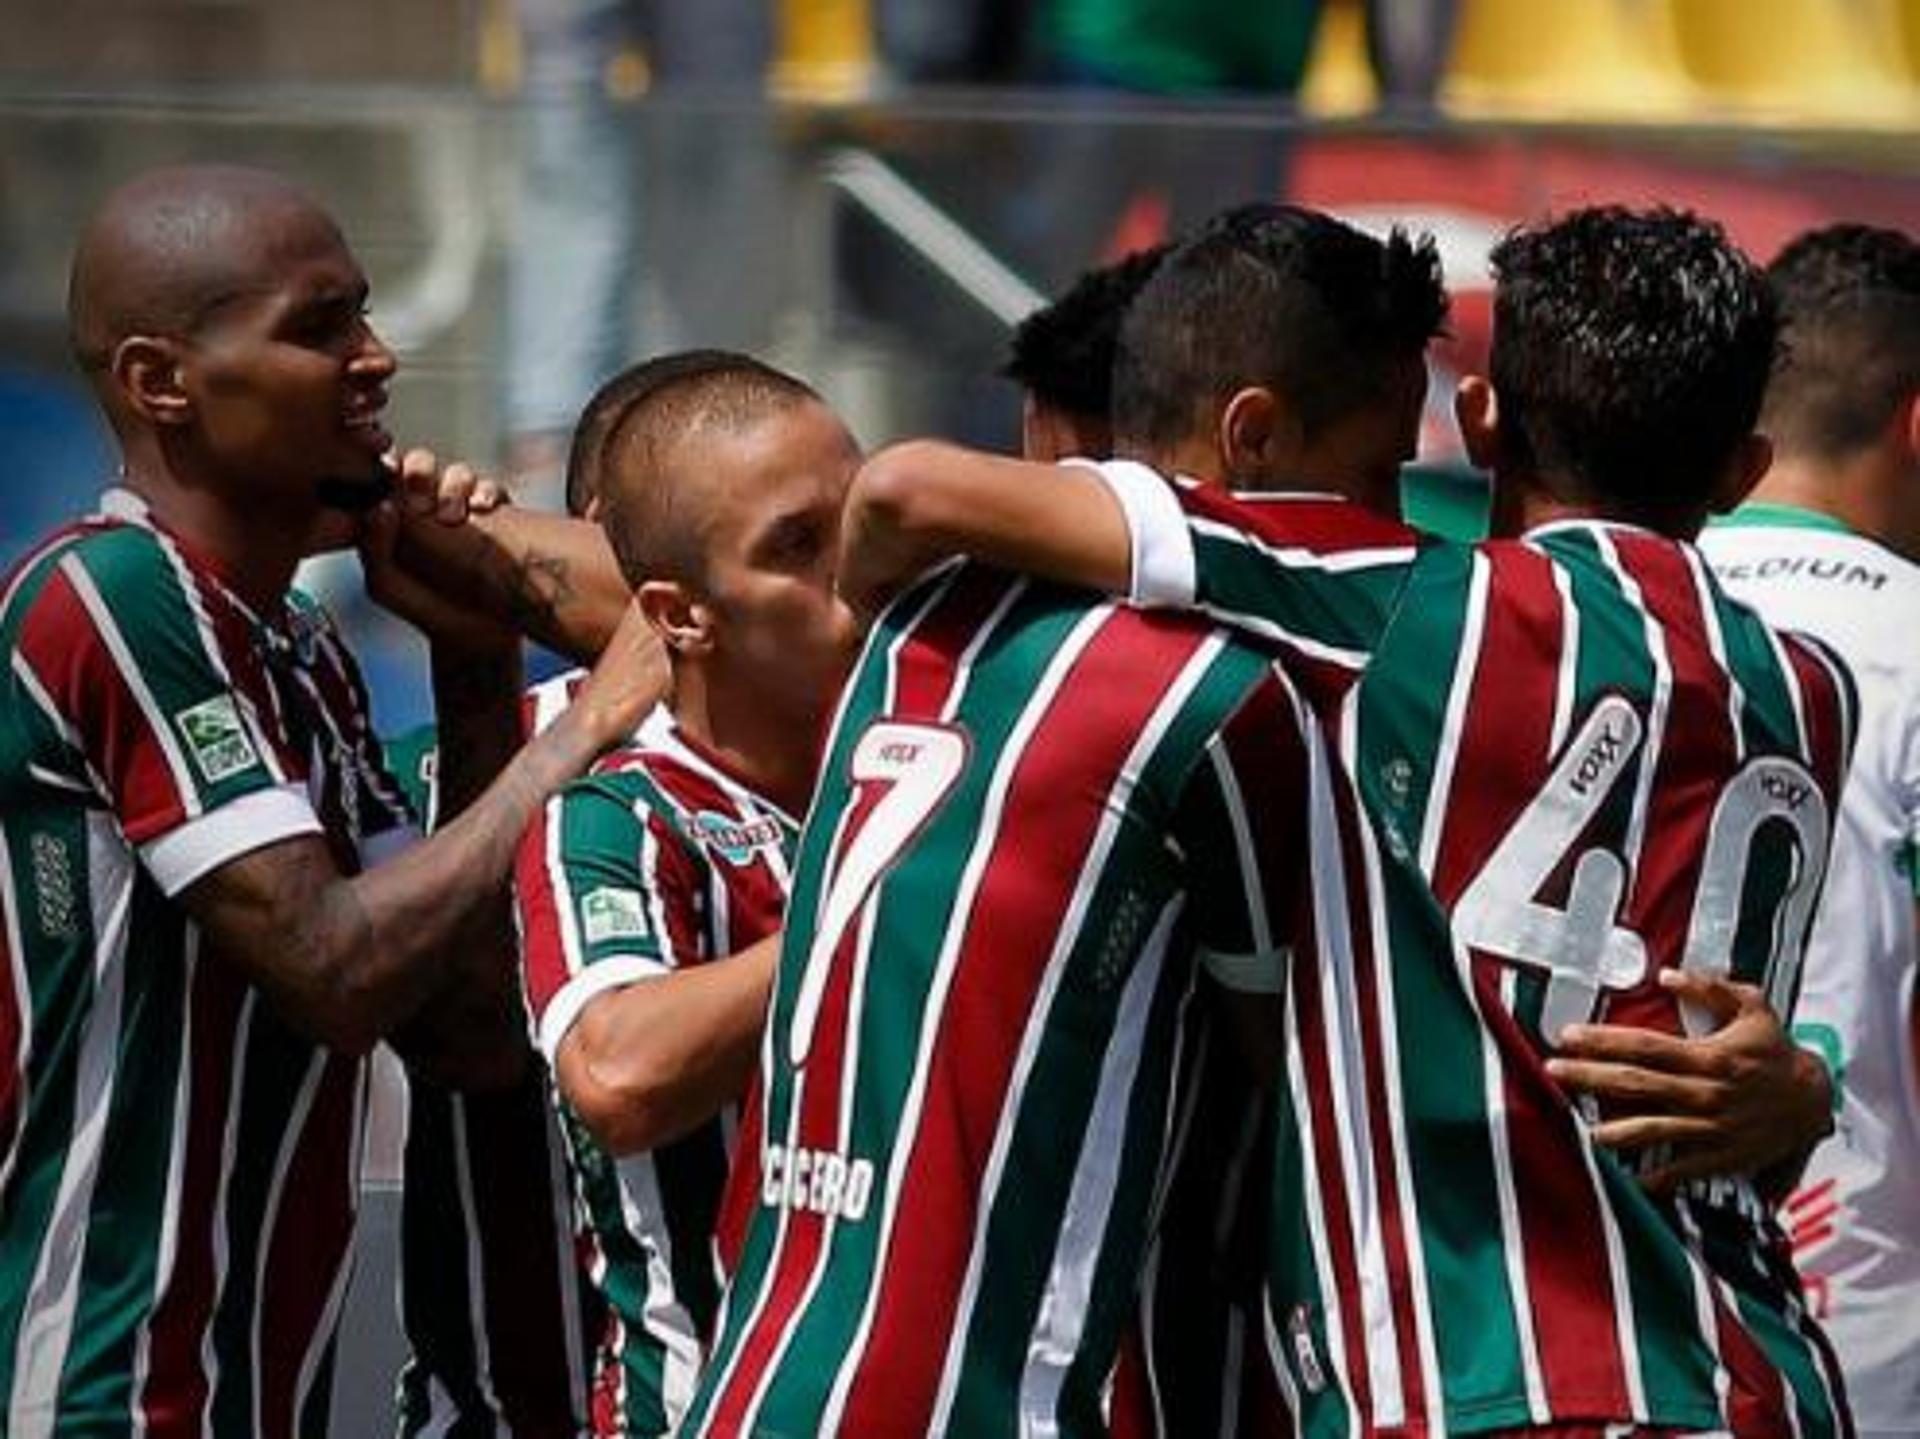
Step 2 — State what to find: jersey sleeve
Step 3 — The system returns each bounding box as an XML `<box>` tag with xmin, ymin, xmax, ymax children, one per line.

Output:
<box><xmin>10</xmin><ymin>529</ymin><xmax>321</xmax><ymax>896</ymax></box>
<box><xmin>1076</xmin><ymin>459</ymin><xmax>1422</xmax><ymax>666</ymax></box>
<box><xmin>1172</xmin><ymin>663</ymin><xmax>1313</xmax><ymax>995</ymax></box>
<box><xmin>514</xmin><ymin>773</ymin><xmax>705</xmax><ymax>1063</ymax></box>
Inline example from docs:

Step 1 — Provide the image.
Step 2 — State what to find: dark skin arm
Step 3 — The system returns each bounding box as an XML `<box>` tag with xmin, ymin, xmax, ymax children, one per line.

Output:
<box><xmin>838</xmin><ymin>441</ymin><xmax>1132</xmax><ymax>621</ymax></box>
<box><xmin>1547</xmin><ymin>969</ymin><xmax>1835</xmax><ymax>1202</ymax></box>
<box><xmin>180</xmin><ymin>584</ymin><xmax>659</xmax><ymax>1068</ymax></box>
<box><xmin>556</xmin><ymin>931</ymin><xmax>780</xmax><ymax>1156</ymax></box>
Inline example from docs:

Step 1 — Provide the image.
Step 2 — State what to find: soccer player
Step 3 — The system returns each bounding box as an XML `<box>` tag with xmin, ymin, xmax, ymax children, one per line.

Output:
<box><xmin>513</xmin><ymin>355</ymin><xmax>861</xmax><ymax>1437</ymax></box>
<box><xmin>0</xmin><ymin>165</ymin><xmax>649</xmax><ymax>1438</ymax></box>
<box><xmin>1003</xmin><ymin>244</ymin><xmax>1170</xmax><ymax>464</ymax></box>
<box><xmin>674</xmin><ymin>214</ymin><xmax>1453</xmax><ymax>1439</ymax></box>
<box><xmin>1696</xmin><ymin>222</ymin><xmax>1920</xmax><ymax>1439</ymax></box>
<box><xmin>835</xmin><ymin>204</ymin><xmax>1851</xmax><ymax>1437</ymax></box>
<box><xmin>385</xmin><ymin>361</ymin><xmax>694</xmax><ymax>1439</ymax></box>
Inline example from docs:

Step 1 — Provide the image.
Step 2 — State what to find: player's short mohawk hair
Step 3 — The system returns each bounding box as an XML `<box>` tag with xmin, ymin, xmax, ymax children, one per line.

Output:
<box><xmin>1113</xmin><ymin>202</ymin><xmax>1448</xmax><ymax>450</ymax></box>
<box><xmin>1002</xmin><ymin>244</ymin><xmax>1171</xmax><ymax>422</ymax></box>
<box><xmin>1762</xmin><ymin>222</ymin><xmax>1920</xmax><ymax>460</ymax></box>
<box><xmin>564</xmin><ymin>352</ymin><xmax>763</xmax><ymax>519</ymax></box>
<box><xmin>1489</xmin><ymin>206</ymin><xmax>1777</xmax><ymax>521</ymax></box>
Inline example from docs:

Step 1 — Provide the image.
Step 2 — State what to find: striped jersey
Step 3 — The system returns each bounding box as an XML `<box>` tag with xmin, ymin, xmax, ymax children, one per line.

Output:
<box><xmin>1093</xmin><ymin>461</ymin><xmax>1861</xmax><ymax>1438</ymax></box>
<box><xmin>516</xmin><ymin>704</ymin><xmax>797</xmax><ymax>1437</ymax></box>
<box><xmin>384</xmin><ymin>669</ymin><xmax>602</xmax><ymax>1439</ymax></box>
<box><xmin>1702</xmin><ymin>506</ymin><xmax>1920</xmax><ymax>1439</ymax></box>
<box><xmin>0</xmin><ymin>487</ymin><xmax>414</xmax><ymax>1438</ymax></box>
<box><xmin>683</xmin><ymin>562</ymin><xmax>1316</xmax><ymax>1439</ymax></box>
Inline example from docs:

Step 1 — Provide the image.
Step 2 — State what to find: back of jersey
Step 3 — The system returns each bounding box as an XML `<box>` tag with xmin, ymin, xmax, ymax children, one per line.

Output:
<box><xmin>684</xmin><ymin>561</ymin><xmax>1307</xmax><ymax>1439</ymax></box>
<box><xmin>1273</xmin><ymin>520</ymin><xmax>1855</xmax><ymax>1439</ymax></box>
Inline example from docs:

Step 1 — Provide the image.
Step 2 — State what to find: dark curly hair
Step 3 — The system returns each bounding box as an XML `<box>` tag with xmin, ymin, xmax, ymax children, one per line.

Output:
<box><xmin>1002</xmin><ymin>244</ymin><xmax>1170</xmax><ymax>422</ymax></box>
<box><xmin>1113</xmin><ymin>203</ymin><xmax>1448</xmax><ymax>450</ymax></box>
<box><xmin>1763</xmin><ymin>223</ymin><xmax>1920</xmax><ymax>460</ymax></box>
<box><xmin>1489</xmin><ymin>206</ymin><xmax>1776</xmax><ymax>522</ymax></box>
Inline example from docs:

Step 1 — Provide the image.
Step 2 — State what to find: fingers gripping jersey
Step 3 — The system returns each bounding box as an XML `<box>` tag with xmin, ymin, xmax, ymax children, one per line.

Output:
<box><xmin>1100</xmin><ymin>468</ymin><xmax>1860</xmax><ymax>1439</ymax></box>
<box><xmin>0</xmin><ymin>489</ymin><xmax>413</xmax><ymax>1439</ymax></box>
<box><xmin>516</xmin><ymin>706</ymin><xmax>796</xmax><ymax>1438</ymax></box>
<box><xmin>385</xmin><ymin>669</ymin><xmax>603</xmax><ymax>1439</ymax></box>
<box><xmin>682</xmin><ymin>563</ymin><xmax>1312</xmax><ymax>1439</ymax></box>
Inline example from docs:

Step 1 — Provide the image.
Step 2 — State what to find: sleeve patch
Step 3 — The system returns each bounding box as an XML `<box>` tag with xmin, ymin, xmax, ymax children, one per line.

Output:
<box><xmin>580</xmin><ymin>885</ymin><xmax>651</xmax><ymax>944</ymax></box>
<box><xmin>172</xmin><ymin>695</ymin><xmax>261</xmax><ymax>784</ymax></box>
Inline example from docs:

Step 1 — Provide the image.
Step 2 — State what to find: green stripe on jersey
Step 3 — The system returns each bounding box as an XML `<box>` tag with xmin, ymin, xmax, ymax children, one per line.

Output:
<box><xmin>938</xmin><ymin>642</ymin><xmax>1276</xmax><ymax>1438</ymax></box>
<box><xmin>0</xmin><ymin>803</ymin><xmax>99</xmax><ymax>1408</ymax></box>
<box><xmin>53</xmin><ymin>877</ymin><xmax>190</xmax><ymax>1427</ymax></box>
<box><xmin>1190</xmin><ymin>526</ymin><xmax>1404</xmax><ymax>657</ymax></box>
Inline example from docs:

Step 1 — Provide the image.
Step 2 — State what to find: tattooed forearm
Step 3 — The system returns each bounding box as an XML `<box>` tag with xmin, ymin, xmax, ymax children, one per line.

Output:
<box><xmin>504</xmin><ymin>547</ymin><xmax>577</xmax><ymax>632</ymax></box>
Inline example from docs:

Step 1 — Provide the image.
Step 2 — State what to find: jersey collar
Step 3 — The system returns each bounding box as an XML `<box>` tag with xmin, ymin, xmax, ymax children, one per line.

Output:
<box><xmin>1713</xmin><ymin>502</ymin><xmax>1856</xmax><ymax>537</ymax></box>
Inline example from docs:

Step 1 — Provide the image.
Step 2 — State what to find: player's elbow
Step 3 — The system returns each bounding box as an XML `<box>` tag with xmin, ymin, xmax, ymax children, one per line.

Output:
<box><xmin>557</xmin><ymin>1031</ymin><xmax>686</xmax><ymax>1156</ymax></box>
<box><xmin>851</xmin><ymin>441</ymin><xmax>968</xmax><ymax>548</ymax></box>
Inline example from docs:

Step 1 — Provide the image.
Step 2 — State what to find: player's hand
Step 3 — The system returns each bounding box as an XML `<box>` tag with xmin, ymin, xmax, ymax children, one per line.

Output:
<box><xmin>390</xmin><ymin>447</ymin><xmax>509</xmax><ymax>526</ymax></box>
<box><xmin>358</xmin><ymin>495</ymin><xmax>517</xmax><ymax>654</ymax></box>
<box><xmin>568</xmin><ymin>598</ymin><xmax>669</xmax><ymax>751</ymax></box>
<box><xmin>1545</xmin><ymin>970</ymin><xmax>1834</xmax><ymax>1197</ymax></box>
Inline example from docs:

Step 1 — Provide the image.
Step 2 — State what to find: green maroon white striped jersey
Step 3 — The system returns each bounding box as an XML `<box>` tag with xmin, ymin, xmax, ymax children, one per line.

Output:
<box><xmin>1091</xmin><ymin>461</ymin><xmax>1861</xmax><ymax>1439</ymax></box>
<box><xmin>385</xmin><ymin>669</ymin><xmax>603</xmax><ymax>1439</ymax></box>
<box><xmin>682</xmin><ymin>561</ymin><xmax>1318</xmax><ymax>1439</ymax></box>
<box><xmin>516</xmin><ymin>704</ymin><xmax>797</xmax><ymax>1437</ymax></box>
<box><xmin>0</xmin><ymin>488</ymin><xmax>415</xmax><ymax>1439</ymax></box>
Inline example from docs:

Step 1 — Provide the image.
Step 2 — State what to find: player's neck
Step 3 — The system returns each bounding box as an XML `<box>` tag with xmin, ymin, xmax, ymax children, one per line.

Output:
<box><xmin>1489</xmin><ymin>474</ymin><xmax>1708</xmax><ymax>543</ymax></box>
<box><xmin>668</xmin><ymin>667</ymin><xmax>817</xmax><ymax>818</ymax></box>
<box><xmin>1748</xmin><ymin>452</ymin><xmax>1916</xmax><ymax>559</ymax></box>
<box><xmin>115</xmin><ymin>440</ymin><xmax>307</xmax><ymax>610</ymax></box>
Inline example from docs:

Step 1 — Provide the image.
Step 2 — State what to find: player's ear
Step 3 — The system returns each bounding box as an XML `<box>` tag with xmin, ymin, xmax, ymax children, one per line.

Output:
<box><xmin>1220</xmin><ymin>386</ymin><xmax>1289</xmax><ymax>485</ymax></box>
<box><xmin>114</xmin><ymin>335</ymin><xmax>194</xmax><ymax>429</ymax></box>
<box><xmin>1710</xmin><ymin>433</ymin><xmax>1774</xmax><ymax>515</ymax></box>
<box><xmin>1454</xmin><ymin>375</ymin><xmax>1501</xmax><ymax>473</ymax></box>
<box><xmin>636</xmin><ymin>578</ymin><xmax>715</xmax><ymax>657</ymax></box>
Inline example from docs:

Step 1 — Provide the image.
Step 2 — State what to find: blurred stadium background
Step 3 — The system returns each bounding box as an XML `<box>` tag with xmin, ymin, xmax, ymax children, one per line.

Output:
<box><xmin>2</xmin><ymin>2</ymin><xmax>1916</xmax><ymax>1431</ymax></box>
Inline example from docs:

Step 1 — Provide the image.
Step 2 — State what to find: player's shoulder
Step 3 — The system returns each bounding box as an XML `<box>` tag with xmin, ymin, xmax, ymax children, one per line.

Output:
<box><xmin>1184</xmin><ymin>480</ymin><xmax>1422</xmax><ymax>553</ymax></box>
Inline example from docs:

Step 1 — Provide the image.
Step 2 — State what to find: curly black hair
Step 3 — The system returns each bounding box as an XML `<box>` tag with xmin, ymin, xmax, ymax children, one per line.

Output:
<box><xmin>1002</xmin><ymin>245</ymin><xmax>1171</xmax><ymax>422</ymax></box>
<box><xmin>1489</xmin><ymin>206</ymin><xmax>1776</xmax><ymax>521</ymax></box>
<box><xmin>1764</xmin><ymin>223</ymin><xmax>1920</xmax><ymax>460</ymax></box>
<box><xmin>1113</xmin><ymin>203</ymin><xmax>1448</xmax><ymax>450</ymax></box>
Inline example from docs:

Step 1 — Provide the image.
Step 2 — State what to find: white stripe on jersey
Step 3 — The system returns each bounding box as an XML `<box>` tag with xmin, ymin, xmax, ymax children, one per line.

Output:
<box><xmin>1303</xmin><ymin>688</ymin><xmax>1406</xmax><ymax>1429</ymax></box>
<box><xmin>612</xmin><ymin>1151</ymin><xmax>704</xmax><ymax>1422</ymax></box>
<box><xmin>542</xmin><ymin>793</ymin><xmax>589</xmax><ymax>983</ymax></box>
<box><xmin>0</xmin><ymin>827</ymin><xmax>32</xmax><ymax>1202</ymax></box>
<box><xmin>1017</xmin><ymin>900</ymin><xmax>1183</xmax><ymax>1434</ymax></box>
<box><xmin>1593</xmin><ymin>531</ymin><xmax>1673</xmax><ymax>875</ymax></box>
<box><xmin>61</xmin><ymin>555</ymin><xmax>202</xmax><ymax>818</ymax></box>
<box><xmin>11</xmin><ymin>653</ymin><xmax>110</xmax><ymax>799</ymax></box>
<box><xmin>294</xmin><ymin>1059</ymin><xmax>366</xmax><ymax>1429</ymax></box>
<box><xmin>446</xmin><ymin>1096</ymin><xmax>508</xmax><ymax>1428</ymax></box>
<box><xmin>1684</xmin><ymin>547</ymin><xmax>1747</xmax><ymax>754</ymax></box>
<box><xmin>810</xmin><ymin>584</ymin><xmax>1093</xmax><ymax>1438</ymax></box>
<box><xmin>7</xmin><ymin>812</ymin><xmax>135</xmax><ymax>1439</ymax></box>
<box><xmin>1339</xmin><ymin>707</ymin><xmax>1448</xmax><ymax>1439</ymax></box>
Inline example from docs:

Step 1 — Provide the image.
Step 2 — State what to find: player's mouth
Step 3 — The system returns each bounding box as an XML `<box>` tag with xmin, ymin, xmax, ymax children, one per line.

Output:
<box><xmin>342</xmin><ymin>392</ymin><xmax>391</xmax><ymax>454</ymax></box>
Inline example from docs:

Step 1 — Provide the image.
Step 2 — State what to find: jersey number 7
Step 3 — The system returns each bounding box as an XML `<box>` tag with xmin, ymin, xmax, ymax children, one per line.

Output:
<box><xmin>789</xmin><ymin>721</ymin><xmax>968</xmax><ymax>1067</ymax></box>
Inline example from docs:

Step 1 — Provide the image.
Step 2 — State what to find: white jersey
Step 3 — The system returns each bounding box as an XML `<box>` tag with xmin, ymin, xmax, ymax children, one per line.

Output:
<box><xmin>1702</xmin><ymin>505</ymin><xmax>1920</xmax><ymax>1438</ymax></box>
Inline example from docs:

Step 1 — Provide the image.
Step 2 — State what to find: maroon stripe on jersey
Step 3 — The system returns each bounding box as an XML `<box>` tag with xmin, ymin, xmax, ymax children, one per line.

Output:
<box><xmin>1175</xmin><ymin>484</ymin><xmax>1419</xmax><ymax>555</ymax></box>
<box><xmin>1611</xmin><ymin>534</ymin><xmax>1734</xmax><ymax>979</ymax></box>
<box><xmin>1329</xmin><ymin>764</ymin><xmax>1429</xmax><ymax>1431</ymax></box>
<box><xmin>138</xmin><ymin>961</ymin><xmax>248</xmax><ymax>1436</ymax></box>
<box><xmin>515</xmin><ymin>801</ymin><xmax>574</xmax><ymax>1016</ymax></box>
<box><xmin>892</xmin><ymin>566</ymin><xmax>1013</xmax><ymax>718</ymax></box>
<box><xmin>166</xmin><ymin>541</ymin><xmax>304</xmax><ymax>782</ymax></box>
<box><xmin>1428</xmin><ymin>545</ymin><xmax>1562</xmax><ymax>906</ymax></box>
<box><xmin>1106</xmin><ymin>1327</ymin><xmax>1153</xmax><ymax>1439</ymax></box>
<box><xmin>1</xmin><ymin>893</ymin><xmax>19</xmax><ymax>1173</ymax></box>
<box><xmin>1708</xmin><ymin>1273</ymin><xmax>1796</xmax><ymax>1438</ymax></box>
<box><xmin>254</xmin><ymin>1055</ymin><xmax>358</xmax><ymax>1439</ymax></box>
<box><xmin>832</xmin><ymin>612</ymin><xmax>1214</xmax><ymax>1435</ymax></box>
<box><xmin>715</xmin><ymin>1084</ymin><xmax>765</xmax><ymax>1277</ymax></box>
<box><xmin>1777</xmin><ymin>636</ymin><xmax>1849</xmax><ymax>815</ymax></box>
<box><xmin>16</xmin><ymin>564</ymin><xmax>187</xmax><ymax>843</ymax></box>
<box><xmin>1438</xmin><ymin>547</ymin><xmax>1637</xmax><ymax>1416</ymax></box>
